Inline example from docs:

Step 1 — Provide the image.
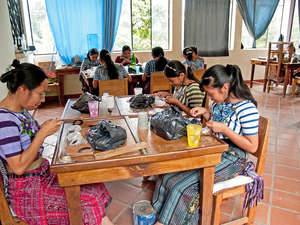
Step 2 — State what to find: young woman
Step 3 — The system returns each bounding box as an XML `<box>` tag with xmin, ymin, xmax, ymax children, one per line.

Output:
<box><xmin>115</xmin><ymin>45</ymin><xmax>139</xmax><ymax>66</ymax></box>
<box><xmin>183</xmin><ymin>46</ymin><xmax>205</xmax><ymax>71</ymax></box>
<box><xmin>93</xmin><ymin>49</ymin><xmax>132</xmax><ymax>89</ymax></box>
<box><xmin>80</xmin><ymin>48</ymin><xmax>100</xmax><ymax>93</ymax></box>
<box><xmin>142</xmin><ymin>46</ymin><xmax>168</xmax><ymax>93</ymax></box>
<box><xmin>152</xmin><ymin>64</ymin><xmax>259</xmax><ymax>225</ymax></box>
<box><xmin>0</xmin><ymin>60</ymin><xmax>114</xmax><ymax>225</ymax></box>
<box><xmin>155</xmin><ymin>60</ymin><xmax>205</xmax><ymax>115</ymax></box>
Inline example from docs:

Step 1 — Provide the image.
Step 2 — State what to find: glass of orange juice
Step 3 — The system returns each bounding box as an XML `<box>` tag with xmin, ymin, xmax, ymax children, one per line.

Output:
<box><xmin>187</xmin><ymin>124</ymin><xmax>202</xmax><ymax>147</ymax></box>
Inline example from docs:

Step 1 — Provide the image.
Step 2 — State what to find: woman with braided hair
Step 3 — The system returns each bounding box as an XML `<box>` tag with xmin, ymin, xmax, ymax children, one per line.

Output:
<box><xmin>152</xmin><ymin>64</ymin><xmax>260</xmax><ymax>225</ymax></box>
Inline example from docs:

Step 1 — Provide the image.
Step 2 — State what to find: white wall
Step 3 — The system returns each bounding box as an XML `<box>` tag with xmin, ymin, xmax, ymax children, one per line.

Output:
<box><xmin>0</xmin><ymin>0</ymin><xmax>15</xmax><ymax>100</ymax></box>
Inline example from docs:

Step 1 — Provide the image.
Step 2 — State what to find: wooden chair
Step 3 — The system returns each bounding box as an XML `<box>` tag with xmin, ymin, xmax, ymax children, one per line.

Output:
<box><xmin>99</xmin><ymin>78</ymin><xmax>128</xmax><ymax>96</ymax></box>
<box><xmin>38</xmin><ymin>62</ymin><xmax>61</xmax><ymax>104</ymax></box>
<box><xmin>212</xmin><ymin>116</ymin><xmax>270</xmax><ymax>225</ymax></box>
<box><xmin>150</xmin><ymin>71</ymin><xmax>171</xmax><ymax>94</ymax></box>
<box><xmin>264</xmin><ymin>42</ymin><xmax>294</xmax><ymax>93</ymax></box>
<box><xmin>192</xmin><ymin>69</ymin><xmax>206</xmax><ymax>81</ymax></box>
<box><xmin>292</xmin><ymin>76</ymin><xmax>300</xmax><ymax>96</ymax></box>
<box><xmin>0</xmin><ymin>173</ymin><xmax>29</xmax><ymax>225</ymax></box>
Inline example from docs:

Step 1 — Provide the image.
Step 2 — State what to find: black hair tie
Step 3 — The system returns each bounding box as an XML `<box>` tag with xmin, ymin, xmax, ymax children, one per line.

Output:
<box><xmin>72</xmin><ymin>119</ymin><xmax>83</xmax><ymax>125</ymax></box>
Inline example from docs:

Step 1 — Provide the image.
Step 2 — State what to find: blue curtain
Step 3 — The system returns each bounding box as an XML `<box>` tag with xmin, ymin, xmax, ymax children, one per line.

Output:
<box><xmin>45</xmin><ymin>0</ymin><xmax>122</xmax><ymax>65</ymax></box>
<box><xmin>237</xmin><ymin>0</ymin><xmax>279</xmax><ymax>48</ymax></box>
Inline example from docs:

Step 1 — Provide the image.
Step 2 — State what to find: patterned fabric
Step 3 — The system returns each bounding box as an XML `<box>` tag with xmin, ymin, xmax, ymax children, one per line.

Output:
<box><xmin>173</xmin><ymin>82</ymin><xmax>205</xmax><ymax>108</ymax></box>
<box><xmin>0</xmin><ymin>108</ymin><xmax>43</xmax><ymax>163</ymax></box>
<box><xmin>94</xmin><ymin>63</ymin><xmax>127</xmax><ymax>80</ymax></box>
<box><xmin>144</xmin><ymin>59</ymin><xmax>156</xmax><ymax>77</ymax></box>
<box><xmin>152</xmin><ymin>144</ymin><xmax>248</xmax><ymax>225</ymax></box>
<box><xmin>7</xmin><ymin>159</ymin><xmax>111</xmax><ymax>225</ymax></box>
<box><xmin>80</xmin><ymin>58</ymin><xmax>100</xmax><ymax>72</ymax></box>
<box><xmin>183</xmin><ymin>57</ymin><xmax>205</xmax><ymax>70</ymax></box>
<box><xmin>211</xmin><ymin>100</ymin><xmax>259</xmax><ymax>139</ymax></box>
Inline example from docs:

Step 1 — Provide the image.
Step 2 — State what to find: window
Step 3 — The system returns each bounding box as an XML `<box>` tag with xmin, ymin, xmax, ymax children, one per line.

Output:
<box><xmin>113</xmin><ymin>0</ymin><xmax>170</xmax><ymax>51</ymax></box>
<box><xmin>290</xmin><ymin>0</ymin><xmax>300</xmax><ymax>53</ymax></box>
<box><xmin>241</xmin><ymin>0</ymin><xmax>293</xmax><ymax>49</ymax></box>
<box><xmin>22</xmin><ymin>0</ymin><xmax>55</xmax><ymax>55</ymax></box>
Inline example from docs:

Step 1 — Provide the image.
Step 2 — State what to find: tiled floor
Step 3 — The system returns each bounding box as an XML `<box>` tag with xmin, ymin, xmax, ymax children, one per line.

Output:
<box><xmin>38</xmin><ymin>84</ymin><xmax>300</xmax><ymax>225</ymax></box>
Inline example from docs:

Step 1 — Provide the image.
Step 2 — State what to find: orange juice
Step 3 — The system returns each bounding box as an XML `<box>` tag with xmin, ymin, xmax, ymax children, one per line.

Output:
<box><xmin>187</xmin><ymin>124</ymin><xmax>202</xmax><ymax>147</ymax></box>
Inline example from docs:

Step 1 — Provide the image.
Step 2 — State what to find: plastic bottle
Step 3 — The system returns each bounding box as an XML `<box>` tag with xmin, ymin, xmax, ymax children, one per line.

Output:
<box><xmin>131</xmin><ymin>52</ymin><xmax>136</xmax><ymax>68</ymax></box>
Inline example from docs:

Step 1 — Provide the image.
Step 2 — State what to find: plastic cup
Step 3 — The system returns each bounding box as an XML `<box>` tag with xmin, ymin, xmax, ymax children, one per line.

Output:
<box><xmin>186</xmin><ymin>124</ymin><xmax>202</xmax><ymax>147</ymax></box>
<box><xmin>99</xmin><ymin>101</ymin><xmax>108</xmax><ymax>116</ymax></box>
<box><xmin>134</xmin><ymin>87</ymin><xmax>143</xmax><ymax>95</ymax></box>
<box><xmin>135</xmin><ymin>66</ymin><xmax>140</xmax><ymax>74</ymax></box>
<box><xmin>138</xmin><ymin>112</ymin><xmax>148</xmax><ymax>130</ymax></box>
<box><xmin>106</xmin><ymin>95</ymin><xmax>115</xmax><ymax>109</ymax></box>
<box><xmin>88</xmin><ymin>101</ymin><xmax>99</xmax><ymax>117</ymax></box>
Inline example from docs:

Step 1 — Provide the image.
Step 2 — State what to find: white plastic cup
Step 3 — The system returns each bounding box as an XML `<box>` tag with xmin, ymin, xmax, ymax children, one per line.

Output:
<box><xmin>99</xmin><ymin>101</ymin><xmax>108</xmax><ymax>115</ymax></box>
<box><xmin>138</xmin><ymin>112</ymin><xmax>148</xmax><ymax>130</ymax></box>
<box><xmin>136</xmin><ymin>66</ymin><xmax>140</xmax><ymax>74</ymax></box>
<box><xmin>88</xmin><ymin>101</ymin><xmax>99</xmax><ymax>117</ymax></box>
<box><xmin>134</xmin><ymin>87</ymin><xmax>143</xmax><ymax>95</ymax></box>
<box><xmin>106</xmin><ymin>95</ymin><xmax>115</xmax><ymax>109</ymax></box>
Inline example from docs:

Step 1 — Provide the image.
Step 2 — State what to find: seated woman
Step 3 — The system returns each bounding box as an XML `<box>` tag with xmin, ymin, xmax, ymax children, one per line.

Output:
<box><xmin>93</xmin><ymin>49</ymin><xmax>132</xmax><ymax>90</ymax></box>
<box><xmin>80</xmin><ymin>48</ymin><xmax>100</xmax><ymax>94</ymax></box>
<box><xmin>155</xmin><ymin>60</ymin><xmax>205</xmax><ymax>115</ymax></box>
<box><xmin>115</xmin><ymin>45</ymin><xmax>139</xmax><ymax>66</ymax></box>
<box><xmin>182</xmin><ymin>46</ymin><xmax>205</xmax><ymax>70</ymax></box>
<box><xmin>142</xmin><ymin>46</ymin><xmax>168</xmax><ymax>93</ymax></box>
<box><xmin>152</xmin><ymin>64</ymin><xmax>259</xmax><ymax>225</ymax></box>
<box><xmin>0</xmin><ymin>60</ymin><xmax>113</xmax><ymax>225</ymax></box>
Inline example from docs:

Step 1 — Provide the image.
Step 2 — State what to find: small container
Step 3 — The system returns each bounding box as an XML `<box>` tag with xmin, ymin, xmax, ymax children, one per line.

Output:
<box><xmin>133</xmin><ymin>200</ymin><xmax>156</xmax><ymax>225</ymax></box>
<box><xmin>88</xmin><ymin>101</ymin><xmax>99</xmax><ymax>117</ymax></box>
<box><xmin>136</xmin><ymin>65</ymin><xmax>140</xmax><ymax>74</ymax></box>
<box><xmin>138</xmin><ymin>112</ymin><xmax>148</xmax><ymax>130</ymax></box>
<box><xmin>187</xmin><ymin>124</ymin><xmax>202</xmax><ymax>147</ymax></box>
<box><xmin>99</xmin><ymin>101</ymin><xmax>108</xmax><ymax>116</ymax></box>
<box><xmin>134</xmin><ymin>87</ymin><xmax>143</xmax><ymax>95</ymax></box>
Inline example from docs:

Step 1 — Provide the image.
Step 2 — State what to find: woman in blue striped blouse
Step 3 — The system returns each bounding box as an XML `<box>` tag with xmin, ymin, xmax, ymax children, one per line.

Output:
<box><xmin>152</xmin><ymin>64</ymin><xmax>259</xmax><ymax>225</ymax></box>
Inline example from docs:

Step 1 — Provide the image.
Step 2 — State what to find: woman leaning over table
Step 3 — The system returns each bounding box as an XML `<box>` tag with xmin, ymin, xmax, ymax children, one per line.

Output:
<box><xmin>93</xmin><ymin>49</ymin><xmax>132</xmax><ymax>89</ymax></box>
<box><xmin>0</xmin><ymin>60</ymin><xmax>114</xmax><ymax>225</ymax></box>
<box><xmin>182</xmin><ymin>46</ymin><xmax>205</xmax><ymax>71</ymax></box>
<box><xmin>152</xmin><ymin>64</ymin><xmax>259</xmax><ymax>225</ymax></box>
<box><xmin>155</xmin><ymin>60</ymin><xmax>205</xmax><ymax>116</ymax></box>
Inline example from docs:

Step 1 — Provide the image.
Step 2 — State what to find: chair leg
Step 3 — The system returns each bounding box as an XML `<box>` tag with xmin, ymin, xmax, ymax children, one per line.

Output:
<box><xmin>292</xmin><ymin>78</ymin><xmax>296</xmax><ymax>96</ymax></box>
<box><xmin>246</xmin><ymin>205</ymin><xmax>257</xmax><ymax>225</ymax></box>
<box><xmin>212</xmin><ymin>193</ymin><xmax>223</xmax><ymax>225</ymax></box>
<box><xmin>267</xmin><ymin>79</ymin><xmax>271</xmax><ymax>93</ymax></box>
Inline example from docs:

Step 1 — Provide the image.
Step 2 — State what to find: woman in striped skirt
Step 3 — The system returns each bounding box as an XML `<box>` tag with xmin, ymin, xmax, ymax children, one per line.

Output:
<box><xmin>152</xmin><ymin>64</ymin><xmax>259</xmax><ymax>225</ymax></box>
<box><xmin>155</xmin><ymin>60</ymin><xmax>206</xmax><ymax>116</ymax></box>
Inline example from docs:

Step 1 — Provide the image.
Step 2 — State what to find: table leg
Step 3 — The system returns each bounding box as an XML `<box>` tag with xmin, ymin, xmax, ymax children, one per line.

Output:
<box><xmin>58</xmin><ymin>74</ymin><xmax>65</xmax><ymax>105</ymax></box>
<box><xmin>250</xmin><ymin>64</ymin><xmax>255</xmax><ymax>88</ymax></box>
<box><xmin>283</xmin><ymin>67</ymin><xmax>289</xmax><ymax>97</ymax></box>
<box><xmin>65</xmin><ymin>185</ymin><xmax>83</xmax><ymax>225</ymax></box>
<box><xmin>199</xmin><ymin>166</ymin><xmax>215</xmax><ymax>225</ymax></box>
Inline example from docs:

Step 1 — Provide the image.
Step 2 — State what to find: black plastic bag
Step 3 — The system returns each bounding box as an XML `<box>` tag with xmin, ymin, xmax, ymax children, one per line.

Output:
<box><xmin>129</xmin><ymin>94</ymin><xmax>155</xmax><ymax>109</ymax></box>
<box><xmin>86</xmin><ymin>120</ymin><xmax>127</xmax><ymax>151</ymax></box>
<box><xmin>150</xmin><ymin>106</ymin><xmax>201</xmax><ymax>140</ymax></box>
<box><xmin>71</xmin><ymin>92</ymin><xmax>101</xmax><ymax>113</ymax></box>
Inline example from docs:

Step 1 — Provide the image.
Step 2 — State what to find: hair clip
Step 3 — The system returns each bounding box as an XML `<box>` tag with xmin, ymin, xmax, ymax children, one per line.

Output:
<box><xmin>166</xmin><ymin>64</ymin><xmax>177</xmax><ymax>72</ymax></box>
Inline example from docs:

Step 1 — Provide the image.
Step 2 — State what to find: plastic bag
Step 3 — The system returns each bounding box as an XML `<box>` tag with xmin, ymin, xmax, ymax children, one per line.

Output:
<box><xmin>129</xmin><ymin>94</ymin><xmax>155</xmax><ymax>109</ymax></box>
<box><xmin>86</xmin><ymin>120</ymin><xmax>127</xmax><ymax>151</ymax></box>
<box><xmin>71</xmin><ymin>92</ymin><xmax>101</xmax><ymax>113</ymax></box>
<box><xmin>150</xmin><ymin>106</ymin><xmax>201</xmax><ymax>140</ymax></box>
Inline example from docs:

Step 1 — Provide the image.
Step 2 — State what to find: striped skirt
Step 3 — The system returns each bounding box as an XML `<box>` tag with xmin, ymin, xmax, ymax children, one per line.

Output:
<box><xmin>152</xmin><ymin>144</ymin><xmax>248</xmax><ymax>225</ymax></box>
<box><xmin>7</xmin><ymin>159</ymin><xmax>111</xmax><ymax>225</ymax></box>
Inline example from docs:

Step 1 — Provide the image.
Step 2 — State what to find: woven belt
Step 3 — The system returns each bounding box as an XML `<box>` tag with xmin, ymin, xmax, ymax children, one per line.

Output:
<box><xmin>6</xmin><ymin>158</ymin><xmax>44</xmax><ymax>174</ymax></box>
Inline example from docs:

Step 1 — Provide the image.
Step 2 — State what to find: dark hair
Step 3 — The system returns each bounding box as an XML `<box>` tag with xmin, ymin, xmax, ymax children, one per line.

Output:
<box><xmin>164</xmin><ymin>60</ymin><xmax>200</xmax><ymax>84</ymax></box>
<box><xmin>100</xmin><ymin>49</ymin><xmax>119</xmax><ymax>79</ymax></box>
<box><xmin>183</xmin><ymin>46</ymin><xmax>197</xmax><ymax>61</ymax></box>
<box><xmin>152</xmin><ymin>47</ymin><xmax>167</xmax><ymax>71</ymax></box>
<box><xmin>122</xmin><ymin>45</ymin><xmax>131</xmax><ymax>53</ymax></box>
<box><xmin>87</xmin><ymin>48</ymin><xmax>99</xmax><ymax>60</ymax></box>
<box><xmin>201</xmin><ymin>64</ymin><xmax>257</xmax><ymax>106</ymax></box>
<box><xmin>0</xmin><ymin>59</ymin><xmax>48</xmax><ymax>94</ymax></box>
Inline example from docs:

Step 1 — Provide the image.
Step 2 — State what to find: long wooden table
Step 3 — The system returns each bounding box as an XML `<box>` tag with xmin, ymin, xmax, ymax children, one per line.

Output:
<box><xmin>52</xmin><ymin>97</ymin><xmax>228</xmax><ymax>225</ymax></box>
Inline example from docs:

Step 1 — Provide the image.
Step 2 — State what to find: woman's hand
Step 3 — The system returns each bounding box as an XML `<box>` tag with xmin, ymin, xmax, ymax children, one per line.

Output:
<box><xmin>125</xmin><ymin>74</ymin><xmax>132</xmax><ymax>82</ymax></box>
<box><xmin>122</xmin><ymin>58</ymin><xmax>131</xmax><ymax>65</ymax></box>
<box><xmin>39</xmin><ymin>119</ymin><xmax>62</xmax><ymax>138</ymax></box>
<box><xmin>190</xmin><ymin>107</ymin><xmax>208</xmax><ymax>117</ymax></box>
<box><xmin>154</xmin><ymin>91</ymin><xmax>170</xmax><ymax>98</ymax></box>
<box><xmin>165</xmin><ymin>96</ymin><xmax>180</xmax><ymax>105</ymax></box>
<box><xmin>206</xmin><ymin>120</ymin><xmax>227</xmax><ymax>133</ymax></box>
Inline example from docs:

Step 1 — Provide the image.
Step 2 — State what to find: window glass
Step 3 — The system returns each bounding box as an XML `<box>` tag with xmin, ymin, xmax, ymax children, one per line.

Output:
<box><xmin>290</xmin><ymin>0</ymin><xmax>300</xmax><ymax>53</ymax></box>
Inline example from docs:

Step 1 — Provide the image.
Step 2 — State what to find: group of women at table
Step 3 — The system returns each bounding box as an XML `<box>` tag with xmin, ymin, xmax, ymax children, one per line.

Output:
<box><xmin>0</xmin><ymin>44</ymin><xmax>259</xmax><ymax>224</ymax></box>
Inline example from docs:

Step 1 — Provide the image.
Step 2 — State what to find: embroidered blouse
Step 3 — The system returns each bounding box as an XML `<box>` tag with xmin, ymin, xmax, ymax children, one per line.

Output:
<box><xmin>94</xmin><ymin>63</ymin><xmax>128</xmax><ymax>80</ymax></box>
<box><xmin>183</xmin><ymin>57</ymin><xmax>205</xmax><ymax>70</ymax></box>
<box><xmin>0</xmin><ymin>108</ymin><xmax>43</xmax><ymax>164</ymax></box>
<box><xmin>80</xmin><ymin>58</ymin><xmax>100</xmax><ymax>72</ymax></box>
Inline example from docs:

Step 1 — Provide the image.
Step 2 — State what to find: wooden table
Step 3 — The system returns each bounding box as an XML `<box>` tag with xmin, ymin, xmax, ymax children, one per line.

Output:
<box><xmin>56</xmin><ymin>66</ymin><xmax>81</xmax><ymax>105</ymax></box>
<box><xmin>52</xmin><ymin>99</ymin><xmax>228</xmax><ymax>225</ymax></box>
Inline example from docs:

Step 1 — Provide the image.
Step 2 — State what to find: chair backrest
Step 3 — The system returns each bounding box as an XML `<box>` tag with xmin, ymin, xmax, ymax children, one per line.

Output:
<box><xmin>252</xmin><ymin>116</ymin><xmax>270</xmax><ymax>176</ymax></box>
<box><xmin>192</xmin><ymin>69</ymin><xmax>206</xmax><ymax>81</ymax></box>
<box><xmin>150</xmin><ymin>71</ymin><xmax>171</xmax><ymax>94</ymax></box>
<box><xmin>99</xmin><ymin>78</ymin><xmax>128</xmax><ymax>96</ymax></box>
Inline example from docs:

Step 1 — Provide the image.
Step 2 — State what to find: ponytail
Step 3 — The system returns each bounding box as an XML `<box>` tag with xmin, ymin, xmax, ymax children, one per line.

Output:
<box><xmin>100</xmin><ymin>49</ymin><xmax>119</xmax><ymax>79</ymax></box>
